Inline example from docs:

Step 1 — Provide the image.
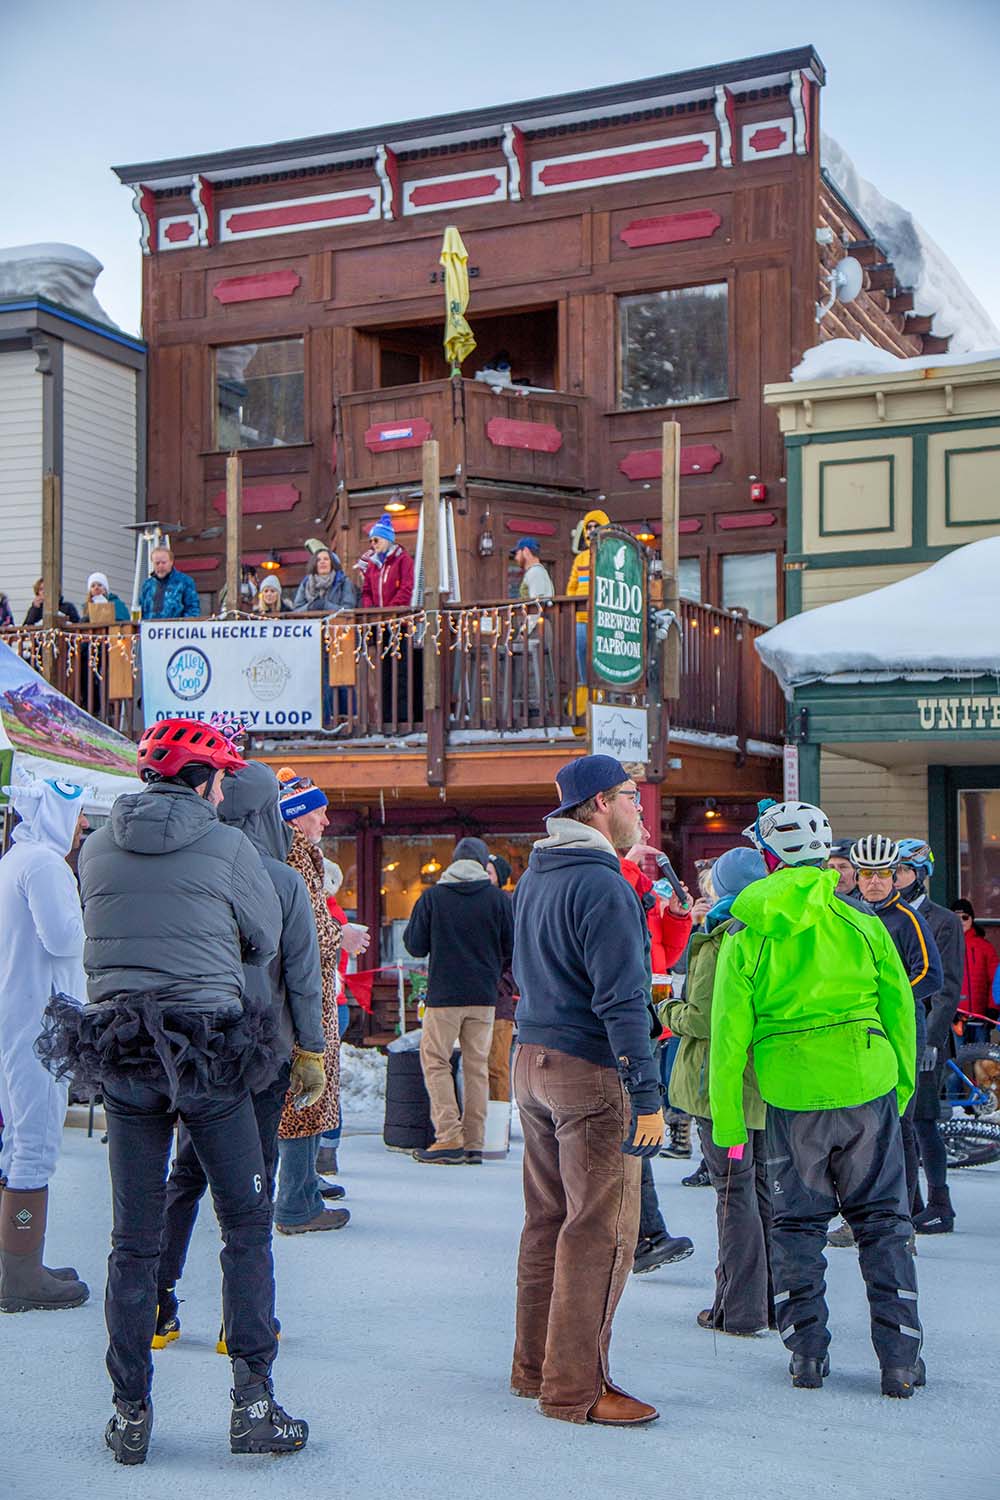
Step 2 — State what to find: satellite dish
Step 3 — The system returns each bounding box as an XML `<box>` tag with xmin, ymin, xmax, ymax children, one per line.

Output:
<box><xmin>833</xmin><ymin>256</ymin><xmax>864</xmax><ymax>304</ymax></box>
<box><xmin>815</xmin><ymin>255</ymin><xmax>865</xmax><ymax>323</ymax></box>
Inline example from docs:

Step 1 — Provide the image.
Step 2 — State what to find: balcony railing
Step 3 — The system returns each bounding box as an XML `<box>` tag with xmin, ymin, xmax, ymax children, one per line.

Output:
<box><xmin>336</xmin><ymin>378</ymin><xmax>588</xmax><ymax>492</ymax></box>
<box><xmin>1</xmin><ymin>599</ymin><xmax>783</xmax><ymax>758</ymax></box>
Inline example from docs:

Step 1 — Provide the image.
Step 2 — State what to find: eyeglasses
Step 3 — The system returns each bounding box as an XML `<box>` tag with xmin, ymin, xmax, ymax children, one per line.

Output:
<box><xmin>607</xmin><ymin>787</ymin><xmax>642</xmax><ymax>808</ymax></box>
<box><xmin>856</xmin><ymin>867</ymin><xmax>896</xmax><ymax>879</ymax></box>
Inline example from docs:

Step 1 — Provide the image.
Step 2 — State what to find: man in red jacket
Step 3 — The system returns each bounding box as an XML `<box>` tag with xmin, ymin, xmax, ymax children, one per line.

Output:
<box><xmin>358</xmin><ymin>514</ymin><xmax>415</xmax><ymax>608</ymax></box>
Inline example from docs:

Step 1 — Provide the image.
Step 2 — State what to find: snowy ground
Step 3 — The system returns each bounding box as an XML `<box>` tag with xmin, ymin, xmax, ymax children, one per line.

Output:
<box><xmin>7</xmin><ymin>1120</ymin><xmax>996</xmax><ymax>1500</ymax></box>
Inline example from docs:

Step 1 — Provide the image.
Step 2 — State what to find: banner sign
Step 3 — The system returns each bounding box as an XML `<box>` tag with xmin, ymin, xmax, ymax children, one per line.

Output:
<box><xmin>140</xmin><ymin>619</ymin><xmax>322</xmax><ymax>729</ymax></box>
<box><xmin>590</xmin><ymin>529</ymin><xmax>647</xmax><ymax>690</ymax></box>
<box><xmin>590</xmin><ymin>703</ymin><xmax>649</xmax><ymax>762</ymax></box>
<box><xmin>783</xmin><ymin>744</ymin><xmax>799</xmax><ymax>800</ymax></box>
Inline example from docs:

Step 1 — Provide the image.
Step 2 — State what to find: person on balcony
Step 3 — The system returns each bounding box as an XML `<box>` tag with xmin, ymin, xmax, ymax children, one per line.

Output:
<box><xmin>511</xmin><ymin>538</ymin><xmax>553</xmax><ymax>603</ymax></box>
<box><xmin>292</xmin><ymin>548</ymin><xmax>356</xmax><ymax>614</ymax></box>
<box><xmin>83</xmin><ymin>572</ymin><xmax>130</xmax><ymax>622</ymax></box>
<box><xmin>0</xmin><ymin>592</ymin><xmax>12</xmax><ymax>628</ymax></box>
<box><xmin>358</xmin><ymin>515</ymin><xmax>414</xmax><ymax>609</ymax></box>
<box><xmin>256</xmin><ymin>575</ymin><xmax>291</xmax><ymax>615</ymax></box>
<box><xmin>23</xmin><ymin>578</ymin><xmax>80</xmax><ymax>626</ymax></box>
<box><xmin>566</xmin><ymin>508</ymin><xmax>609</xmax><ymax>700</ymax></box>
<box><xmin>138</xmin><ymin>547</ymin><xmax>200</xmax><ymax>621</ymax></box>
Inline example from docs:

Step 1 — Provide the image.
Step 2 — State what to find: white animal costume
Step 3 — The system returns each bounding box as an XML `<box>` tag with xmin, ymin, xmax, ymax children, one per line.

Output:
<box><xmin>0</xmin><ymin>779</ymin><xmax>86</xmax><ymax>1190</ymax></box>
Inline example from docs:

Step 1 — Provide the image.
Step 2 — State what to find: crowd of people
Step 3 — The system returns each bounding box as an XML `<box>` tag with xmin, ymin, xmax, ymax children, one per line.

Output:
<box><xmin>0</xmin><ymin>730</ymin><xmax>996</xmax><ymax>1461</ymax></box>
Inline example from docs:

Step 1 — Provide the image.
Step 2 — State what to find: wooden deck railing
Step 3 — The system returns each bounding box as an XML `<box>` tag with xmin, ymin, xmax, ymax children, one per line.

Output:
<box><xmin>1</xmin><ymin>599</ymin><xmax>784</xmax><ymax>755</ymax></box>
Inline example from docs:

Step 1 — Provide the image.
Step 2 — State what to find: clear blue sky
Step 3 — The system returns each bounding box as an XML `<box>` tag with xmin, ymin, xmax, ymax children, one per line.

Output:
<box><xmin>3</xmin><ymin>0</ymin><xmax>998</xmax><ymax>338</ymax></box>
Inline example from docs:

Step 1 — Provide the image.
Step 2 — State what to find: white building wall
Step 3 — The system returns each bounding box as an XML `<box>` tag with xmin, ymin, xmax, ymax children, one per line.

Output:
<box><xmin>0</xmin><ymin>349</ymin><xmax>44</xmax><ymax>622</ymax></box>
<box><xmin>61</xmin><ymin>343</ymin><xmax>137</xmax><ymax>613</ymax></box>
<box><xmin>820</xmin><ymin>750</ymin><xmax>928</xmax><ymax>842</ymax></box>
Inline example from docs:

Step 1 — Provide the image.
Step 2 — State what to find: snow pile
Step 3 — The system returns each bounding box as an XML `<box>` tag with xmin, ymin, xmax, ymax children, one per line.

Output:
<box><xmin>0</xmin><ymin>243</ymin><xmax>119</xmax><ymax>328</ymax></box>
<box><xmin>822</xmin><ymin>135</ymin><xmax>1000</xmax><ymax>353</ymax></box>
<box><xmin>756</xmin><ymin>537</ymin><xmax>1000</xmax><ymax>691</ymax></box>
<box><xmin>338</xmin><ymin>1041</ymin><xmax>386</xmax><ymax>1118</ymax></box>
<box><xmin>791</xmin><ymin>338</ymin><xmax>1000</xmax><ymax>384</ymax></box>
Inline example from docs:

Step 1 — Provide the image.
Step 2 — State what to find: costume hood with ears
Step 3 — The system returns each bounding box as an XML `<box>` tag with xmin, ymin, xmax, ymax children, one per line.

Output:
<box><xmin>8</xmin><ymin>778</ymin><xmax>86</xmax><ymax>857</ymax></box>
<box><xmin>572</xmin><ymin>507</ymin><xmax>610</xmax><ymax>553</ymax></box>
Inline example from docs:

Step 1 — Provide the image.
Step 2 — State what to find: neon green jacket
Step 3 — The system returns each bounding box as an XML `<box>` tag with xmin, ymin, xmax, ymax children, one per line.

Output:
<box><xmin>708</xmin><ymin>866</ymin><xmax>916</xmax><ymax>1147</ymax></box>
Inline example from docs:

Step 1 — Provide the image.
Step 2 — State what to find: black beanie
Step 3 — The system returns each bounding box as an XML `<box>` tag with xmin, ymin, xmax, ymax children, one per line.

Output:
<box><xmin>453</xmin><ymin>836</ymin><xmax>490</xmax><ymax>868</ymax></box>
<box><xmin>489</xmin><ymin>853</ymin><xmax>512</xmax><ymax>889</ymax></box>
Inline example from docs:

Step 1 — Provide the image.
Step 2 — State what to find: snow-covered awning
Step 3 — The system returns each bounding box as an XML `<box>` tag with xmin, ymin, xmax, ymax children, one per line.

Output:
<box><xmin>756</xmin><ymin>538</ymin><xmax>1000</xmax><ymax>694</ymax></box>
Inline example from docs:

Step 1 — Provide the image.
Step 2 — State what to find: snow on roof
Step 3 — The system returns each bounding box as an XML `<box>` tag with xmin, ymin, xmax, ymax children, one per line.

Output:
<box><xmin>0</xmin><ymin>243</ymin><xmax>119</xmax><ymax>329</ymax></box>
<box><xmin>755</xmin><ymin>538</ymin><xmax>1000</xmax><ymax>693</ymax></box>
<box><xmin>791</xmin><ymin>338</ymin><xmax>1000</xmax><ymax>383</ymax></box>
<box><xmin>822</xmin><ymin>135</ymin><xmax>1000</xmax><ymax>354</ymax></box>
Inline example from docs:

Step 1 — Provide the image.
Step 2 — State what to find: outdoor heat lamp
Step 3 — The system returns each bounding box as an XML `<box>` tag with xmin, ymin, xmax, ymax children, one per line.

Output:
<box><xmin>260</xmin><ymin>550</ymin><xmax>282</xmax><ymax>572</ymax></box>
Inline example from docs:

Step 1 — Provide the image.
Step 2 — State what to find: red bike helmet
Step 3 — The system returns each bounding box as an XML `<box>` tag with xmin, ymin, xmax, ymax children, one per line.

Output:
<box><xmin>137</xmin><ymin>718</ymin><xmax>248</xmax><ymax>782</ymax></box>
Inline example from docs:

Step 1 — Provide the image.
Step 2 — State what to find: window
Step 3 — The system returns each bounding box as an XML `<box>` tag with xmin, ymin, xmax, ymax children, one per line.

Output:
<box><xmin>958</xmin><ymin>791</ymin><xmax>1000</xmax><ymax>920</ymax></box>
<box><xmin>215</xmin><ymin>338</ymin><xmax>305</xmax><ymax>450</ymax></box>
<box><xmin>722</xmin><ymin>552</ymin><xmax>777</xmax><ymax>625</ymax></box>
<box><xmin>319</xmin><ymin>837</ymin><xmax>359</xmax><ymax>920</ymax></box>
<box><xmin>678</xmin><ymin>556</ymin><xmax>702</xmax><ymax>602</ymax></box>
<box><xmin>618</xmin><ymin>283</ymin><xmax>728</xmax><ymax>410</ymax></box>
<box><xmin>381</xmin><ymin>833</ymin><xmax>534</xmax><ymax>964</ymax></box>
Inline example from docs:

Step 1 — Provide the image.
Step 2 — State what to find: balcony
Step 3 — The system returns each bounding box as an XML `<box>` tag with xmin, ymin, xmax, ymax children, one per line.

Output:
<box><xmin>1</xmin><ymin>598</ymin><xmax>784</xmax><ymax>763</ymax></box>
<box><xmin>336</xmin><ymin>378</ymin><xmax>588</xmax><ymax>494</ymax></box>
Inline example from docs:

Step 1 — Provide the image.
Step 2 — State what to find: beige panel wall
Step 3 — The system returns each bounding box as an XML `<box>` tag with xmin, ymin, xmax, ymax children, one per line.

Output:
<box><xmin>801</xmin><ymin>561</ymin><xmax>927</xmax><ymax>611</ymax></box>
<box><xmin>926</xmin><ymin>425</ymin><xmax>1000</xmax><ymax>546</ymax></box>
<box><xmin>820</xmin><ymin>751</ymin><xmax>928</xmax><ymax>842</ymax></box>
<box><xmin>0</xmin><ymin>349</ymin><xmax>43</xmax><ymax>620</ymax></box>
<box><xmin>801</xmin><ymin>436</ymin><xmax>913</xmax><ymax>555</ymax></box>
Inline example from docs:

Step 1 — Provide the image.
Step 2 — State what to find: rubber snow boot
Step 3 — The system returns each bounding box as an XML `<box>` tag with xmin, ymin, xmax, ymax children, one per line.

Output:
<box><xmin>105</xmin><ymin>1397</ymin><xmax>153</xmax><ymax>1465</ymax></box>
<box><xmin>681</xmin><ymin>1159</ymin><xmax>711</xmax><ymax>1187</ymax></box>
<box><xmin>315</xmin><ymin>1146</ymin><xmax>338</xmax><ymax>1175</ymax></box>
<box><xmin>0</xmin><ymin>1188</ymin><xmax>89</xmax><ymax>1312</ymax></box>
<box><xmin>881</xmin><ymin>1357</ymin><xmax>926</xmax><ymax>1398</ymax></box>
<box><xmin>151</xmin><ymin>1287</ymin><xmax>180</xmax><ymax>1349</ymax></box>
<box><xmin>632</xmin><ymin>1232</ymin><xmax>694</xmax><ymax>1274</ymax></box>
<box><xmin>0</xmin><ymin>1184</ymin><xmax>79</xmax><ymax>1281</ymax></box>
<box><xmin>790</xmin><ymin>1354</ymin><xmax>830</xmax><ymax>1389</ymax></box>
<box><xmin>659</xmin><ymin>1116</ymin><xmax>692</xmax><ymax>1159</ymax></box>
<box><xmin>913</xmin><ymin>1187</ymin><xmax>955</xmax><ymax>1235</ymax></box>
<box><xmin>318</xmin><ymin>1181</ymin><xmax>346</xmax><ymax>1199</ymax></box>
<box><xmin>230</xmin><ymin>1358</ymin><xmax>308</xmax><ymax>1454</ymax></box>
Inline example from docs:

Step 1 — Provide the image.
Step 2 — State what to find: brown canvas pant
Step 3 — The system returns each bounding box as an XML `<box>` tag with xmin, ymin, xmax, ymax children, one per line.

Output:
<box><xmin>488</xmin><ymin>1019</ymin><xmax>515</xmax><ymax>1102</ymax></box>
<box><xmin>419</xmin><ymin>1005</ymin><xmax>495</xmax><ymax>1151</ymax></box>
<box><xmin>511</xmin><ymin>1043</ymin><xmax>641</xmax><ymax>1423</ymax></box>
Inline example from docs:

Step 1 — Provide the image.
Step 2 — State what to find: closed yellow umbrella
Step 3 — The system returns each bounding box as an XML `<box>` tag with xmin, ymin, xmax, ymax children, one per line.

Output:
<box><xmin>440</xmin><ymin>225</ymin><xmax>476</xmax><ymax>374</ymax></box>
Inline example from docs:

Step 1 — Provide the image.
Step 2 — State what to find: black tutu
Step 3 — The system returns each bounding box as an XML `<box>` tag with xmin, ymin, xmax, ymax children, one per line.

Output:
<box><xmin>35</xmin><ymin>991</ymin><xmax>282</xmax><ymax>1106</ymax></box>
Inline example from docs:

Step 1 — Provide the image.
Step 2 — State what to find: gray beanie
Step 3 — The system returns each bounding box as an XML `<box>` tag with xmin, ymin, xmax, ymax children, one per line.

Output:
<box><xmin>453</xmin><ymin>836</ymin><xmax>490</xmax><ymax>868</ymax></box>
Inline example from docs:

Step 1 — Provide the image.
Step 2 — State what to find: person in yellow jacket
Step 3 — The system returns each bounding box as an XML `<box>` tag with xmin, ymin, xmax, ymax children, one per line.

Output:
<box><xmin>566</xmin><ymin>508</ymin><xmax>609</xmax><ymax>715</ymax></box>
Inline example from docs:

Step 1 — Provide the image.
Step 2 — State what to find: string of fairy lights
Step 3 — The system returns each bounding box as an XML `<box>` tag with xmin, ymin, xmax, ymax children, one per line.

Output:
<box><xmin>0</xmin><ymin>600</ymin><xmax>555</xmax><ymax>683</ymax></box>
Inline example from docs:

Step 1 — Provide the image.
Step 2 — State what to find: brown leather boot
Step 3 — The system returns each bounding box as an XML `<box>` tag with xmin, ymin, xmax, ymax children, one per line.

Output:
<box><xmin>587</xmin><ymin>1387</ymin><xmax>659</xmax><ymax>1426</ymax></box>
<box><xmin>0</xmin><ymin>1187</ymin><xmax>89</xmax><ymax>1312</ymax></box>
<box><xmin>0</xmin><ymin>1182</ymin><xmax>78</xmax><ymax>1280</ymax></box>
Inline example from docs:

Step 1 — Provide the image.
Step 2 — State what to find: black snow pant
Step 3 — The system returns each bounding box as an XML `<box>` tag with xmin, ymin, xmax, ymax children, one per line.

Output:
<box><xmin>158</xmin><ymin>1062</ymin><xmax>290</xmax><ymax>1290</ymax></box>
<box><xmin>103</xmin><ymin>1074</ymin><xmax>277</xmax><ymax>1404</ymax></box>
<box><xmin>765</xmin><ymin>1092</ymin><xmax>921</xmax><ymax>1370</ymax></box>
<box><xmin>697</xmin><ymin>1119</ymin><xmax>774</xmax><ymax>1333</ymax></box>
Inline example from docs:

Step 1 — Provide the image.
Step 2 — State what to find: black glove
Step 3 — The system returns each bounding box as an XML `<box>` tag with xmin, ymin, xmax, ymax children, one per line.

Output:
<box><xmin>919</xmin><ymin>1044</ymin><xmax>938</xmax><ymax>1074</ymax></box>
<box><xmin>621</xmin><ymin>1101</ymin><xmax>664</xmax><ymax>1158</ymax></box>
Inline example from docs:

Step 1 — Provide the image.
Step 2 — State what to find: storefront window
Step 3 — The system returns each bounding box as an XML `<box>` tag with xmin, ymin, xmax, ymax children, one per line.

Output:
<box><xmin>618</xmin><ymin>283</ymin><xmax>728</xmax><ymax>410</ymax></box>
<box><xmin>215</xmin><ymin>338</ymin><xmax>305</xmax><ymax>450</ymax></box>
<box><xmin>958</xmin><ymin>790</ymin><xmax>1000</xmax><ymax>920</ymax></box>
<box><xmin>678</xmin><ymin>556</ymin><xmax>702</xmax><ymax>602</ymax></box>
<box><xmin>319</xmin><ymin>836</ymin><xmax>359</xmax><ymax>919</ymax></box>
<box><xmin>722</xmin><ymin>551</ymin><xmax>777</xmax><ymax>625</ymax></box>
<box><xmin>380</xmin><ymin>833</ymin><xmax>535</xmax><ymax>964</ymax></box>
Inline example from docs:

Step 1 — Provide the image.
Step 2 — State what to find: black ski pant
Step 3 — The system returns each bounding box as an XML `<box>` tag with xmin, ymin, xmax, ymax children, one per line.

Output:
<box><xmin>103</xmin><ymin>1074</ymin><xmax>277</xmax><ymax>1404</ymax></box>
<box><xmin>697</xmin><ymin>1120</ymin><xmax>774</xmax><ymax>1333</ymax></box>
<box><xmin>765</xmin><ymin>1092</ymin><xmax>921</xmax><ymax>1370</ymax></box>
<box><xmin>158</xmin><ymin>1062</ymin><xmax>290</xmax><ymax>1290</ymax></box>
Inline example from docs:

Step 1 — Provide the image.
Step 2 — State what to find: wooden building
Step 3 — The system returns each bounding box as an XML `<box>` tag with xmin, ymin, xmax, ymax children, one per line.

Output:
<box><xmin>106</xmin><ymin>46</ymin><xmax>962</xmax><ymax>1026</ymax></box>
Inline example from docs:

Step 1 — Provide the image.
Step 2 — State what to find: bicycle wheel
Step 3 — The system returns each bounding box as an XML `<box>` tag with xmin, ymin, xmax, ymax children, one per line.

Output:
<box><xmin>940</xmin><ymin>1117</ymin><xmax>1000</xmax><ymax>1168</ymax></box>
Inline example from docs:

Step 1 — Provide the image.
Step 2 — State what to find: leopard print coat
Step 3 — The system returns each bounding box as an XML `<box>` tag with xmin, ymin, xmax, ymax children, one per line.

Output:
<box><xmin>278</xmin><ymin>829</ymin><xmax>342</xmax><ymax>1139</ymax></box>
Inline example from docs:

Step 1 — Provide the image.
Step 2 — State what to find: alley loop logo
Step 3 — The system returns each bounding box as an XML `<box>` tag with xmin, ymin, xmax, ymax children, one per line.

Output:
<box><xmin>166</xmin><ymin>647</ymin><xmax>211</xmax><ymax>702</ymax></box>
<box><xmin>244</xmin><ymin>653</ymin><xmax>292</xmax><ymax>702</ymax></box>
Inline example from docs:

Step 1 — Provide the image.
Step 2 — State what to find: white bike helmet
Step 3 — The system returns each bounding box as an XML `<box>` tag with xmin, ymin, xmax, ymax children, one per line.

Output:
<box><xmin>849</xmin><ymin>834</ymin><xmax>901</xmax><ymax>870</ymax></box>
<box><xmin>743</xmin><ymin>800</ymin><xmax>833</xmax><ymax>866</ymax></box>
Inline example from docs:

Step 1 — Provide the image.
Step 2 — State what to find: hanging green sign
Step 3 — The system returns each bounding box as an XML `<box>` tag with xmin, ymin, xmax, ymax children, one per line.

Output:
<box><xmin>590</xmin><ymin>529</ymin><xmax>647</xmax><ymax>689</ymax></box>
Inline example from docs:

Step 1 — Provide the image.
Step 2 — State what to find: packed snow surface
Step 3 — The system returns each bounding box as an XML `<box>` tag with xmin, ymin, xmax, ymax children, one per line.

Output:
<box><xmin>7</xmin><ymin>1125</ymin><xmax>995</xmax><ymax>1499</ymax></box>
<box><xmin>821</xmin><ymin>136</ymin><xmax>1000</xmax><ymax>353</ymax></box>
<box><xmin>791</xmin><ymin>338</ymin><xmax>1000</xmax><ymax>384</ymax></box>
<box><xmin>756</xmin><ymin>538</ymin><xmax>1000</xmax><ymax>692</ymax></box>
<box><xmin>0</xmin><ymin>243</ymin><xmax>119</xmax><ymax>328</ymax></box>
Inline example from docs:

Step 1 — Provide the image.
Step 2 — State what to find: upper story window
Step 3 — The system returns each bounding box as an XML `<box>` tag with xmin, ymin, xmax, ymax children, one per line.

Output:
<box><xmin>618</xmin><ymin>283</ymin><xmax>728</xmax><ymax>410</ymax></box>
<box><xmin>215</xmin><ymin>338</ymin><xmax>305</xmax><ymax>450</ymax></box>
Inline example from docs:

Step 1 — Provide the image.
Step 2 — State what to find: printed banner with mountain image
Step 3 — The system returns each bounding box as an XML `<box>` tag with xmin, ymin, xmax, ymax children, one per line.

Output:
<box><xmin>0</xmin><ymin>641</ymin><xmax>139</xmax><ymax>810</ymax></box>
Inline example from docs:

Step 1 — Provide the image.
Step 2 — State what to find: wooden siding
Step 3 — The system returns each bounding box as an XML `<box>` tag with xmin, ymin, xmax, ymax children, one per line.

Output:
<box><xmin>800</xmin><ymin>560</ymin><xmax>927</xmax><ymax>610</ymax></box>
<box><xmin>62</xmin><ymin>344</ymin><xmax>138</xmax><ymax>609</ymax></box>
<box><xmin>0</xmin><ymin>349</ymin><xmax>43</xmax><ymax>621</ymax></box>
<box><xmin>820</xmin><ymin>750</ymin><xmax>928</xmax><ymax>840</ymax></box>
